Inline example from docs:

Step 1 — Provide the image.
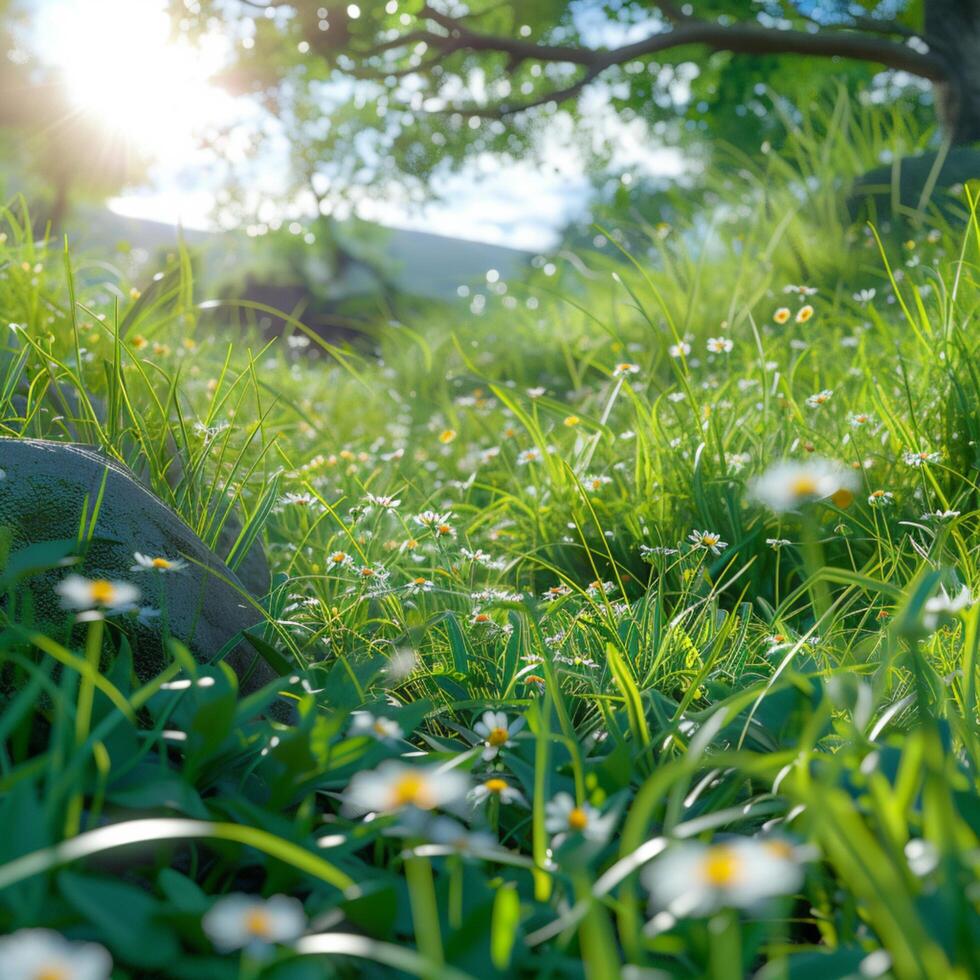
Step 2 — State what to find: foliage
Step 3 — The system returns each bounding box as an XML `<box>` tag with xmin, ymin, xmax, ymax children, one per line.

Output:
<box><xmin>169</xmin><ymin>0</ymin><xmax>944</xmax><ymax>216</ymax></box>
<box><xmin>2</xmin><ymin>100</ymin><xmax>980</xmax><ymax>977</ymax></box>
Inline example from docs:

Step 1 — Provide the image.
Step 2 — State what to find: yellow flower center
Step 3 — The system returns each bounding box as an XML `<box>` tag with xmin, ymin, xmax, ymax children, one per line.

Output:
<box><xmin>244</xmin><ymin>907</ymin><xmax>272</xmax><ymax>938</ymax></box>
<box><xmin>90</xmin><ymin>579</ymin><xmax>116</xmax><ymax>605</ymax></box>
<box><xmin>568</xmin><ymin>807</ymin><xmax>589</xmax><ymax>831</ymax></box>
<box><xmin>390</xmin><ymin>773</ymin><xmax>432</xmax><ymax>809</ymax></box>
<box><xmin>373</xmin><ymin>720</ymin><xmax>389</xmax><ymax>736</ymax></box>
<box><xmin>763</xmin><ymin>840</ymin><xmax>794</xmax><ymax>860</ymax></box>
<box><xmin>702</xmin><ymin>845</ymin><xmax>742</xmax><ymax>886</ymax></box>
<box><xmin>487</xmin><ymin>727</ymin><xmax>509</xmax><ymax>746</ymax></box>
<box><xmin>436</xmin><ymin>524</ymin><xmax>452</xmax><ymax>535</ymax></box>
<box><xmin>484</xmin><ymin>778</ymin><xmax>509</xmax><ymax>793</ymax></box>
<box><xmin>151</xmin><ymin>557</ymin><xmax>172</xmax><ymax>569</ymax></box>
<box><xmin>35</xmin><ymin>968</ymin><xmax>69</xmax><ymax>980</ymax></box>
<box><xmin>790</xmin><ymin>475</ymin><xmax>819</xmax><ymax>497</ymax></box>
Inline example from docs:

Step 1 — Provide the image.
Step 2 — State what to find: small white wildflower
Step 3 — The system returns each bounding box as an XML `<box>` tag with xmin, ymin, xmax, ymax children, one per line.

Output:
<box><xmin>706</xmin><ymin>337</ymin><xmax>733</xmax><ymax>354</ymax></box>
<box><xmin>468</xmin><ymin>777</ymin><xmax>528</xmax><ymax>807</ymax></box>
<box><xmin>922</xmin><ymin>586</ymin><xmax>973</xmax><ymax>633</ymax></box>
<box><xmin>612</xmin><ymin>362</ymin><xmax>640</xmax><ymax>377</ymax></box>
<box><xmin>0</xmin><ymin>929</ymin><xmax>112</xmax><ymax>980</ymax></box>
<box><xmin>56</xmin><ymin>575</ymin><xmax>140</xmax><ymax>613</ymax></box>
<box><xmin>349</xmin><ymin>712</ymin><xmax>404</xmax><ymax>742</ymax></box>
<box><xmin>903</xmin><ymin>450</ymin><xmax>941</xmax><ymax>467</ymax></box>
<box><xmin>131</xmin><ymin>552</ymin><xmax>188</xmax><ymax>573</ymax></box>
<box><xmin>544</xmin><ymin>792</ymin><xmax>612</xmax><ymax>843</ymax></box>
<box><xmin>203</xmin><ymin>894</ymin><xmax>306</xmax><ymax>954</ymax></box>
<box><xmin>473</xmin><ymin>710</ymin><xmax>525</xmax><ymax>761</ymax></box>
<box><xmin>688</xmin><ymin>530</ymin><xmax>727</xmax><ymax>555</ymax></box>
<box><xmin>751</xmin><ymin>459</ymin><xmax>857</xmax><ymax>513</ymax></box>
<box><xmin>344</xmin><ymin>761</ymin><xmax>468</xmax><ymax>815</ymax></box>
<box><xmin>644</xmin><ymin>838</ymin><xmax>804</xmax><ymax>918</ymax></box>
<box><xmin>365</xmin><ymin>493</ymin><xmax>401</xmax><ymax>510</ymax></box>
<box><xmin>805</xmin><ymin>389</ymin><xmax>833</xmax><ymax>408</ymax></box>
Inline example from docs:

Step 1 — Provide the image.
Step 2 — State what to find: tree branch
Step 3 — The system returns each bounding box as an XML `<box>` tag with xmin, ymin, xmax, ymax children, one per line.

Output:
<box><xmin>414</xmin><ymin>11</ymin><xmax>948</xmax><ymax>84</ymax></box>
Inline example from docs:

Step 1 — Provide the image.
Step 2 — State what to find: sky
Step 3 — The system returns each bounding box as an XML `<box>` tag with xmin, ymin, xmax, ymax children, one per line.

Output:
<box><xmin>28</xmin><ymin>0</ymin><xmax>685</xmax><ymax>252</ymax></box>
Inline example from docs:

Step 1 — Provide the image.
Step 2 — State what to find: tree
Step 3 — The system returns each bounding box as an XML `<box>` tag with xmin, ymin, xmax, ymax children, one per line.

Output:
<box><xmin>178</xmin><ymin>0</ymin><xmax>977</xmax><ymax>213</ymax></box>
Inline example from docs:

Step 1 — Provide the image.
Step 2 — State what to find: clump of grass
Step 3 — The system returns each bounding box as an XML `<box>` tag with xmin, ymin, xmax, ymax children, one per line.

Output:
<box><xmin>1</xmin><ymin>101</ymin><xmax>980</xmax><ymax>979</ymax></box>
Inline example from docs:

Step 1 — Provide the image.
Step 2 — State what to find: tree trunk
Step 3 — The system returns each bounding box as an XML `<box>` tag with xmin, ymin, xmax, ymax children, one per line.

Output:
<box><xmin>48</xmin><ymin>177</ymin><xmax>70</xmax><ymax>233</ymax></box>
<box><xmin>926</xmin><ymin>0</ymin><xmax>980</xmax><ymax>144</ymax></box>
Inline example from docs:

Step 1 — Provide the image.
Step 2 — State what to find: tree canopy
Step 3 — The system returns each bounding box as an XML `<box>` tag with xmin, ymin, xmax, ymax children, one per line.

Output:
<box><xmin>171</xmin><ymin>0</ymin><xmax>972</xmax><ymax>218</ymax></box>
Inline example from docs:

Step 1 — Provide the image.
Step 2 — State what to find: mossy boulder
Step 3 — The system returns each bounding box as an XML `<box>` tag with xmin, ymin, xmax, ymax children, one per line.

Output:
<box><xmin>0</xmin><ymin>437</ymin><xmax>285</xmax><ymax>705</ymax></box>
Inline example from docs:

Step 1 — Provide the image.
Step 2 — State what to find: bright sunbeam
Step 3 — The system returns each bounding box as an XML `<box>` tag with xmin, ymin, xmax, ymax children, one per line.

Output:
<box><xmin>38</xmin><ymin>0</ymin><xmax>235</xmax><ymax>160</ymax></box>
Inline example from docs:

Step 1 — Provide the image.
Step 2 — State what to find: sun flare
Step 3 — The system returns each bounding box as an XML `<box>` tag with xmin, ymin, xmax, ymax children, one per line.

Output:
<box><xmin>39</xmin><ymin>0</ymin><xmax>235</xmax><ymax>159</ymax></box>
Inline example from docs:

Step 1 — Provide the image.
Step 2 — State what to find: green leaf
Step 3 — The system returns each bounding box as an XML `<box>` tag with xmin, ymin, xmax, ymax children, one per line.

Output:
<box><xmin>59</xmin><ymin>871</ymin><xmax>180</xmax><ymax>968</ymax></box>
<box><xmin>605</xmin><ymin>643</ymin><xmax>650</xmax><ymax>752</ymax></box>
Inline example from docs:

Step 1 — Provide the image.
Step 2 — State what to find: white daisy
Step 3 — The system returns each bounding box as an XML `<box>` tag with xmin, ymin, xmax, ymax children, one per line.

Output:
<box><xmin>612</xmin><ymin>362</ymin><xmax>640</xmax><ymax>377</ymax></box>
<box><xmin>751</xmin><ymin>459</ymin><xmax>858</xmax><ymax>513</ymax></box>
<box><xmin>344</xmin><ymin>760</ymin><xmax>468</xmax><ymax>815</ymax></box>
<box><xmin>544</xmin><ymin>792</ymin><xmax>612</xmax><ymax>842</ymax></box>
<box><xmin>468</xmin><ymin>776</ymin><xmax>528</xmax><ymax>807</ymax></box>
<box><xmin>922</xmin><ymin>586</ymin><xmax>973</xmax><ymax>633</ymax></box>
<box><xmin>365</xmin><ymin>493</ymin><xmax>401</xmax><ymax>510</ymax></box>
<box><xmin>688</xmin><ymin>530</ymin><xmax>727</xmax><ymax>555</ymax></box>
<box><xmin>0</xmin><ymin>929</ymin><xmax>112</xmax><ymax>980</ymax></box>
<box><xmin>279</xmin><ymin>491</ymin><xmax>319</xmax><ymax>508</ymax></box>
<box><xmin>473</xmin><ymin>710</ymin><xmax>525</xmax><ymax>760</ymax></box>
<box><xmin>903</xmin><ymin>450</ymin><xmax>941</xmax><ymax>467</ymax></box>
<box><xmin>203</xmin><ymin>893</ymin><xmax>306</xmax><ymax>954</ymax></box>
<box><xmin>706</xmin><ymin>337</ymin><xmax>733</xmax><ymax>354</ymax></box>
<box><xmin>348</xmin><ymin>712</ymin><xmax>404</xmax><ymax>742</ymax></box>
<box><xmin>131</xmin><ymin>552</ymin><xmax>188</xmax><ymax>573</ymax></box>
<box><xmin>56</xmin><ymin>575</ymin><xmax>140</xmax><ymax>613</ymax></box>
<box><xmin>644</xmin><ymin>838</ymin><xmax>804</xmax><ymax>918</ymax></box>
<box><xmin>414</xmin><ymin>510</ymin><xmax>453</xmax><ymax>528</ymax></box>
<box><xmin>805</xmin><ymin>389</ymin><xmax>833</xmax><ymax>408</ymax></box>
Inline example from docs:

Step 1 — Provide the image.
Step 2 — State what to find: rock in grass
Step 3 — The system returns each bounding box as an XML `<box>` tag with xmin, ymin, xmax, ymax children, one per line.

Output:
<box><xmin>848</xmin><ymin>147</ymin><xmax>980</xmax><ymax>226</ymax></box>
<box><xmin>0</xmin><ymin>437</ymin><xmax>285</xmax><ymax>706</ymax></box>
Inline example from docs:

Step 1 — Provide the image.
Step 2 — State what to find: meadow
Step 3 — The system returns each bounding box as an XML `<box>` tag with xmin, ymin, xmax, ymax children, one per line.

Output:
<box><xmin>1</xmin><ymin>99</ymin><xmax>979</xmax><ymax>978</ymax></box>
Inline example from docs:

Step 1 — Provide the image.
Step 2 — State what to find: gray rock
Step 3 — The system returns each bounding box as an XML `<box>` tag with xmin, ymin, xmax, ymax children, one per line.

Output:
<box><xmin>4</xmin><ymin>350</ymin><xmax>270</xmax><ymax>598</ymax></box>
<box><xmin>0</xmin><ymin>437</ymin><xmax>287</xmax><ymax>710</ymax></box>
<box><xmin>848</xmin><ymin>146</ymin><xmax>980</xmax><ymax>226</ymax></box>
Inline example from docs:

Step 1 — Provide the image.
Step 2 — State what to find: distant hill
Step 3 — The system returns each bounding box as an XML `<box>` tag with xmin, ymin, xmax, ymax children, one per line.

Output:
<box><xmin>70</xmin><ymin>207</ymin><xmax>532</xmax><ymax>303</ymax></box>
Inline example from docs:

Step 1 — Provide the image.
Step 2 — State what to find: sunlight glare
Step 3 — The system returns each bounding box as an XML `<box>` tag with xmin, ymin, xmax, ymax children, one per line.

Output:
<box><xmin>41</xmin><ymin>0</ymin><xmax>235</xmax><ymax>160</ymax></box>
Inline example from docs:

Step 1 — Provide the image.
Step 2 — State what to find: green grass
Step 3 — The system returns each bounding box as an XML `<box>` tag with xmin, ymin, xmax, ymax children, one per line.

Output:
<box><xmin>1</xmin><ymin>98</ymin><xmax>980</xmax><ymax>978</ymax></box>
